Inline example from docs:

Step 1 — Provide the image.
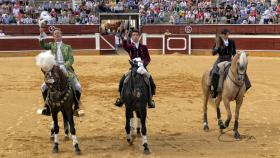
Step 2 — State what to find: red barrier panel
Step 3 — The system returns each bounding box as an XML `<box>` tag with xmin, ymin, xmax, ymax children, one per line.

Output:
<box><xmin>100</xmin><ymin>35</ymin><xmax>115</xmax><ymax>50</ymax></box>
<box><xmin>23</xmin><ymin>25</ymin><xmax>40</xmax><ymax>34</ymax></box>
<box><xmin>1</xmin><ymin>25</ymin><xmax>99</xmax><ymax>35</ymax></box>
<box><xmin>165</xmin><ymin>35</ymin><xmax>188</xmax><ymax>54</ymax></box>
<box><xmin>0</xmin><ymin>37</ymin><xmax>96</xmax><ymax>51</ymax></box>
<box><xmin>147</xmin><ymin>38</ymin><xmax>163</xmax><ymax>49</ymax></box>
<box><xmin>191</xmin><ymin>38</ymin><xmax>277</xmax><ymax>50</ymax></box>
<box><xmin>3</xmin><ymin>25</ymin><xmax>24</xmax><ymax>34</ymax></box>
<box><xmin>141</xmin><ymin>25</ymin><xmax>280</xmax><ymax>34</ymax></box>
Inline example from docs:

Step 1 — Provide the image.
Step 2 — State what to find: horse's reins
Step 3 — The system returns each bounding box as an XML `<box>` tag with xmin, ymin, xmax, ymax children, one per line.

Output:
<box><xmin>46</xmin><ymin>71</ymin><xmax>72</xmax><ymax>107</ymax></box>
<box><xmin>227</xmin><ymin>67</ymin><xmax>245</xmax><ymax>100</ymax></box>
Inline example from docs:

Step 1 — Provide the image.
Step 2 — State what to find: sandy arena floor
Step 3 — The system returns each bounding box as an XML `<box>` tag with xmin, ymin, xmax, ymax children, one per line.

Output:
<box><xmin>0</xmin><ymin>54</ymin><xmax>280</xmax><ymax>158</ymax></box>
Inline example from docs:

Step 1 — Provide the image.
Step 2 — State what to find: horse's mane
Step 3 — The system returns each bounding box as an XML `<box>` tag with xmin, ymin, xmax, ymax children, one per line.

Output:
<box><xmin>53</xmin><ymin>66</ymin><xmax>68</xmax><ymax>91</ymax></box>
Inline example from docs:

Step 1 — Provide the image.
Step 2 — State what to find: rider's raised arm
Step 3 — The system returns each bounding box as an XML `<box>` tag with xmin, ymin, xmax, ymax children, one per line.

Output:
<box><xmin>39</xmin><ymin>28</ymin><xmax>51</xmax><ymax>50</ymax></box>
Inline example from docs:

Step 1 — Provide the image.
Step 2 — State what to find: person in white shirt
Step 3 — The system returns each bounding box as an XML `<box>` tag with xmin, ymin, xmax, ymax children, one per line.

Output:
<box><xmin>248</xmin><ymin>15</ymin><xmax>256</xmax><ymax>24</ymax></box>
<box><xmin>0</xmin><ymin>29</ymin><xmax>5</xmax><ymax>37</ymax></box>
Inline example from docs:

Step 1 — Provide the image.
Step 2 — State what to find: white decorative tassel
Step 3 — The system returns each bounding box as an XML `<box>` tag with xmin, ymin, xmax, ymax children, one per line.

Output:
<box><xmin>142</xmin><ymin>135</ymin><xmax>148</xmax><ymax>144</ymax></box>
<box><xmin>54</xmin><ymin>134</ymin><xmax>59</xmax><ymax>143</ymax></box>
<box><xmin>72</xmin><ymin>135</ymin><xmax>78</xmax><ymax>146</ymax></box>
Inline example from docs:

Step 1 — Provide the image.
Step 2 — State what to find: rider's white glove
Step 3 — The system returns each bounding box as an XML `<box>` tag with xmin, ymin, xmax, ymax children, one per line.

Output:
<box><xmin>59</xmin><ymin>65</ymin><xmax>67</xmax><ymax>74</ymax></box>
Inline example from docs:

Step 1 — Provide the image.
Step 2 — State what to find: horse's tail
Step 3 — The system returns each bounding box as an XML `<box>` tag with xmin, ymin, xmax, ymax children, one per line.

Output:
<box><xmin>201</xmin><ymin>70</ymin><xmax>216</xmax><ymax>109</ymax></box>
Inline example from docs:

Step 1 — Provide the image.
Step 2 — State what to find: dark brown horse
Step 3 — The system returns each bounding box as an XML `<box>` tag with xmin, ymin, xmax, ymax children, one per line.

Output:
<box><xmin>121</xmin><ymin>60</ymin><xmax>151</xmax><ymax>154</ymax></box>
<box><xmin>43</xmin><ymin>65</ymin><xmax>81</xmax><ymax>155</ymax></box>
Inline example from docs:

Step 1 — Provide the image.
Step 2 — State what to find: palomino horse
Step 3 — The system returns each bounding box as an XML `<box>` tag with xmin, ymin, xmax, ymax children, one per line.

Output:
<box><xmin>36</xmin><ymin>51</ymin><xmax>81</xmax><ymax>155</ymax></box>
<box><xmin>121</xmin><ymin>59</ymin><xmax>151</xmax><ymax>154</ymax></box>
<box><xmin>201</xmin><ymin>51</ymin><xmax>248</xmax><ymax>139</ymax></box>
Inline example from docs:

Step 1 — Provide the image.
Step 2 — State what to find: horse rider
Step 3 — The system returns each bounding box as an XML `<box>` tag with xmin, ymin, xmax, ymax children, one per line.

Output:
<box><xmin>114</xmin><ymin>29</ymin><xmax>156</xmax><ymax>108</ymax></box>
<box><xmin>210</xmin><ymin>28</ymin><xmax>251</xmax><ymax>98</ymax></box>
<box><xmin>37</xmin><ymin>27</ymin><xmax>84</xmax><ymax>116</ymax></box>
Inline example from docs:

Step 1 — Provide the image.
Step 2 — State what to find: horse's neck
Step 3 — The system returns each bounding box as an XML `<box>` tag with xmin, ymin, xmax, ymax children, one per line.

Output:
<box><xmin>55</xmin><ymin>68</ymin><xmax>68</xmax><ymax>90</ymax></box>
<box><xmin>230</xmin><ymin>54</ymin><xmax>239</xmax><ymax>75</ymax></box>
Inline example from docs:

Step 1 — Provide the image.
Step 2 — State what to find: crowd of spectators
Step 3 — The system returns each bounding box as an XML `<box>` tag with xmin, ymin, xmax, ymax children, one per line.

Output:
<box><xmin>0</xmin><ymin>0</ymin><xmax>99</xmax><ymax>24</ymax></box>
<box><xmin>1</xmin><ymin>0</ymin><xmax>280</xmax><ymax>25</ymax></box>
<box><xmin>139</xmin><ymin>0</ymin><xmax>280</xmax><ymax>24</ymax></box>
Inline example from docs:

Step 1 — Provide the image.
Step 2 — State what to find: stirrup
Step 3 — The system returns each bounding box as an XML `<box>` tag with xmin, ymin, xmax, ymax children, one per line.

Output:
<box><xmin>148</xmin><ymin>100</ymin><xmax>155</xmax><ymax>108</ymax></box>
<box><xmin>37</xmin><ymin>107</ymin><xmax>51</xmax><ymax>116</ymax></box>
<box><xmin>115</xmin><ymin>98</ymin><xmax>123</xmax><ymax>107</ymax></box>
<box><xmin>74</xmin><ymin>109</ymin><xmax>84</xmax><ymax>117</ymax></box>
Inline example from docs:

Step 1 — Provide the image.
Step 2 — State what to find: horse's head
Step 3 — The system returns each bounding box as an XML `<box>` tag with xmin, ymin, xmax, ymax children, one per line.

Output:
<box><xmin>36</xmin><ymin>51</ymin><xmax>67</xmax><ymax>95</ymax></box>
<box><xmin>233</xmin><ymin>51</ymin><xmax>248</xmax><ymax>81</ymax></box>
<box><xmin>128</xmin><ymin>58</ymin><xmax>148</xmax><ymax>101</ymax></box>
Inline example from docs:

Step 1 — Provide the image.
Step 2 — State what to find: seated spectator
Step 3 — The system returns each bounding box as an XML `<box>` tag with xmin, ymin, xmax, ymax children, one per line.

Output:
<box><xmin>0</xmin><ymin>29</ymin><xmax>5</xmax><ymax>36</ymax></box>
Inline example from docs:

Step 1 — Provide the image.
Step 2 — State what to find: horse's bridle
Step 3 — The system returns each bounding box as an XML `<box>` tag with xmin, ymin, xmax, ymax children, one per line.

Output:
<box><xmin>228</xmin><ymin>66</ymin><xmax>246</xmax><ymax>88</ymax></box>
<box><xmin>45</xmin><ymin>69</ymin><xmax>71</xmax><ymax>107</ymax></box>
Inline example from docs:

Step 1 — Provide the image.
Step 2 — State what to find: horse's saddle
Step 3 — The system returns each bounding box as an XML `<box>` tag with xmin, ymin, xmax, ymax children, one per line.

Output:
<box><xmin>217</xmin><ymin>61</ymin><xmax>231</xmax><ymax>80</ymax></box>
<box><xmin>123</xmin><ymin>70</ymin><xmax>150</xmax><ymax>86</ymax></box>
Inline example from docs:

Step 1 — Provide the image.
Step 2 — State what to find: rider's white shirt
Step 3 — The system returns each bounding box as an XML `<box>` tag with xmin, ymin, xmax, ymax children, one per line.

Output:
<box><xmin>56</xmin><ymin>41</ymin><xmax>64</xmax><ymax>65</ymax></box>
<box><xmin>223</xmin><ymin>39</ymin><xmax>229</xmax><ymax>47</ymax></box>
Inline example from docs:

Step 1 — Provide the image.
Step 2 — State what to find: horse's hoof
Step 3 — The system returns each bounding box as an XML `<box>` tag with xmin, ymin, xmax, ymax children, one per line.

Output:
<box><xmin>203</xmin><ymin>125</ymin><xmax>210</xmax><ymax>132</ymax></box>
<box><xmin>64</xmin><ymin>135</ymin><xmax>69</xmax><ymax>141</ymax></box>
<box><xmin>219</xmin><ymin>123</ymin><xmax>226</xmax><ymax>130</ymax></box>
<box><xmin>234</xmin><ymin>131</ymin><xmax>241</xmax><ymax>140</ymax></box>
<box><xmin>74</xmin><ymin>144</ymin><xmax>81</xmax><ymax>155</ymax></box>
<box><xmin>143</xmin><ymin>143</ymin><xmax>151</xmax><ymax>155</ymax></box>
<box><xmin>127</xmin><ymin>139</ymin><xmax>133</xmax><ymax>145</ymax></box>
<box><xmin>50</xmin><ymin>136</ymin><xmax>54</xmax><ymax>141</ymax></box>
<box><xmin>52</xmin><ymin>143</ymin><xmax>59</xmax><ymax>153</ymax></box>
<box><xmin>137</xmin><ymin>128</ymin><xmax>141</xmax><ymax>136</ymax></box>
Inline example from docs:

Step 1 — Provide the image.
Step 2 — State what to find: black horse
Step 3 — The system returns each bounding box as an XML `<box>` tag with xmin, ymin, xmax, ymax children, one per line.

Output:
<box><xmin>121</xmin><ymin>60</ymin><xmax>151</xmax><ymax>154</ymax></box>
<box><xmin>42</xmin><ymin>65</ymin><xmax>81</xmax><ymax>155</ymax></box>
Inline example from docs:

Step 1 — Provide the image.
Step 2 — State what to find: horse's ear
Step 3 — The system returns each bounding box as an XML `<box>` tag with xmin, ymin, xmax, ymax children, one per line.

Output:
<box><xmin>129</xmin><ymin>60</ymin><xmax>133</xmax><ymax>66</ymax></box>
<box><xmin>41</xmin><ymin>68</ymin><xmax>46</xmax><ymax>74</ymax></box>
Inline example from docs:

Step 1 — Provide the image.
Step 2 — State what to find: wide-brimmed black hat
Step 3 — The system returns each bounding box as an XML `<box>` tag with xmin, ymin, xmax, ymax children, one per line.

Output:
<box><xmin>221</xmin><ymin>28</ymin><xmax>230</xmax><ymax>34</ymax></box>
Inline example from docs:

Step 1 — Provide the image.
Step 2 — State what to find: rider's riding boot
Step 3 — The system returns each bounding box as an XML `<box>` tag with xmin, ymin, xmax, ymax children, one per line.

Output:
<box><xmin>115</xmin><ymin>75</ymin><xmax>125</xmax><ymax>107</ymax></box>
<box><xmin>210</xmin><ymin>73</ymin><xmax>219</xmax><ymax>98</ymax></box>
<box><xmin>37</xmin><ymin>90</ymin><xmax>51</xmax><ymax>116</ymax></box>
<box><xmin>244</xmin><ymin>74</ymin><xmax>251</xmax><ymax>91</ymax></box>
<box><xmin>74</xmin><ymin>90</ymin><xmax>84</xmax><ymax>117</ymax></box>
<box><xmin>115</xmin><ymin>98</ymin><xmax>124</xmax><ymax>107</ymax></box>
<box><xmin>148</xmin><ymin>99</ymin><xmax>155</xmax><ymax>108</ymax></box>
<box><xmin>217</xmin><ymin>74</ymin><xmax>224</xmax><ymax>93</ymax></box>
<box><xmin>148</xmin><ymin>76</ymin><xmax>156</xmax><ymax>108</ymax></box>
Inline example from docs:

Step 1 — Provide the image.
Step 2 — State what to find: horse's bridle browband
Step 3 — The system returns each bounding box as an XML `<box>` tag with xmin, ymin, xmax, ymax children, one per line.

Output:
<box><xmin>228</xmin><ymin>67</ymin><xmax>245</xmax><ymax>87</ymax></box>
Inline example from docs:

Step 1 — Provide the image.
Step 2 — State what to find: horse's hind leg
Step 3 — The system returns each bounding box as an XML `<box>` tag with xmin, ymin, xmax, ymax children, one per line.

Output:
<box><xmin>202</xmin><ymin>74</ymin><xmax>210</xmax><ymax>132</ymax></box>
<box><xmin>139</xmin><ymin>107</ymin><xmax>150</xmax><ymax>155</ymax></box>
<box><xmin>125</xmin><ymin>108</ymin><xmax>134</xmax><ymax>144</ymax></box>
<box><xmin>233</xmin><ymin>98</ymin><xmax>243</xmax><ymax>139</ymax></box>
<box><xmin>222</xmin><ymin>99</ymin><xmax>232</xmax><ymax>130</ymax></box>
<box><xmin>215</xmin><ymin>97</ymin><xmax>226</xmax><ymax>130</ymax></box>
<box><xmin>62</xmin><ymin>111</ymin><xmax>70</xmax><ymax>141</ymax></box>
<box><xmin>136</xmin><ymin>111</ymin><xmax>141</xmax><ymax>136</ymax></box>
<box><xmin>65</xmin><ymin>109</ymin><xmax>81</xmax><ymax>155</ymax></box>
<box><xmin>51</xmin><ymin>112</ymin><xmax>59</xmax><ymax>153</ymax></box>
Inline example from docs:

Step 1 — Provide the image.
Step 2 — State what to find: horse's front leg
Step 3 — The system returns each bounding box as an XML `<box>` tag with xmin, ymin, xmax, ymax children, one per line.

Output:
<box><xmin>233</xmin><ymin>98</ymin><xmax>244</xmax><ymax>139</ymax></box>
<box><xmin>136</xmin><ymin>111</ymin><xmax>141</xmax><ymax>136</ymax></box>
<box><xmin>223</xmin><ymin>99</ymin><xmax>232</xmax><ymax>130</ymax></box>
<box><xmin>62</xmin><ymin>111</ymin><xmax>70</xmax><ymax>141</ymax></box>
<box><xmin>139</xmin><ymin>105</ymin><xmax>150</xmax><ymax>155</ymax></box>
<box><xmin>215</xmin><ymin>97</ymin><xmax>226</xmax><ymax>130</ymax></box>
<box><xmin>65</xmin><ymin>107</ymin><xmax>81</xmax><ymax>155</ymax></box>
<box><xmin>51</xmin><ymin>111</ymin><xmax>59</xmax><ymax>153</ymax></box>
<box><xmin>125</xmin><ymin>107</ymin><xmax>134</xmax><ymax>144</ymax></box>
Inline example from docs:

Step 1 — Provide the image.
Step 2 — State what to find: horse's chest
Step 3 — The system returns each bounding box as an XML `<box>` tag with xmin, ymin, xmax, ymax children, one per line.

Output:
<box><xmin>47</xmin><ymin>87</ymin><xmax>72</xmax><ymax>108</ymax></box>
